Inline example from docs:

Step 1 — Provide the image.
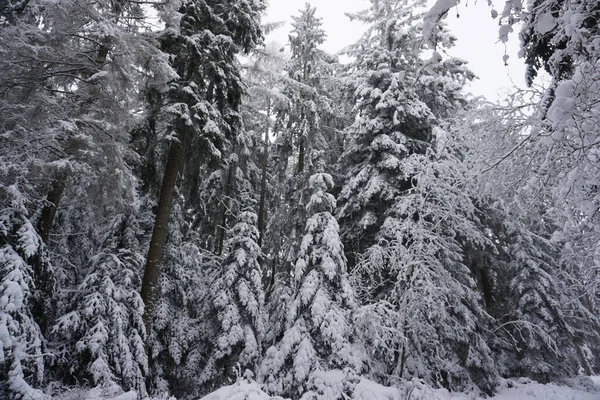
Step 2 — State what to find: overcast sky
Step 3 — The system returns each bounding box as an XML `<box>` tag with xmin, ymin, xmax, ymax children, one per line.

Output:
<box><xmin>265</xmin><ymin>0</ymin><xmax>527</xmax><ymax>101</ymax></box>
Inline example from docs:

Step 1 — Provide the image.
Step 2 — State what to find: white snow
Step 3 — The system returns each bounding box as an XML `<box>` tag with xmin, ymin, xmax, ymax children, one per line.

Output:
<box><xmin>535</xmin><ymin>12</ymin><xmax>556</xmax><ymax>34</ymax></box>
<box><xmin>197</xmin><ymin>379</ymin><xmax>287</xmax><ymax>400</ymax></box>
<box><xmin>192</xmin><ymin>377</ymin><xmax>600</xmax><ymax>400</ymax></box>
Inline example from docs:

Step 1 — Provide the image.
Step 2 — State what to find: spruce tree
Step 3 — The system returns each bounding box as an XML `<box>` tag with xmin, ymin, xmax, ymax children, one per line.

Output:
<box><xmin>337</xmin><ymin>0</ymin><xmax>436</xmax><ymax>269</ymax></box>
<box><xmin>261</xmin><ymin>173</ymin><xmax>362</xmax><ymax>399</ymax></box>
<box><xmin>52</xmin><ymin>214</ymin><xmax>148</xmax><ymax>395</ymax></box>
<box><xmin>0</xmin><ymin>184</ymin><xmax>54</xmax><ymax>399</ymax></box>
<box><xmin>140</xmin><ymin>0</ymin><xmax>266</xmax><ymax>333</ymax></box>
<box><xmin>201</xmin><ymin>204</ymin><xmax>264</xmax><ymax>389</ymax></box>
<box><xmin>148</xmin><ymin>204</ymin><xmax>215</xmax><ymax>397</ymax></box>
<box><xmin>336</xmin><ymin>0</ymin><xmax>501</xmax><ymax>392</ymax></box>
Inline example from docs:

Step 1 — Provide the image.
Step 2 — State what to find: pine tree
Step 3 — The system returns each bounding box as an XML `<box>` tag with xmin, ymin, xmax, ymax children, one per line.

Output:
<box><xmin>140</xmin><ymin>0</ymin><xmax>266</xmax><ymax>333</ymax></box>
<box><xmin>52</xmin><ymin>214</ymin><xmax>148</xmax><ymax>395</ymax></box>
<box><xmin>334</xmin><ymin>0</ymin><xmax>504</xmax><ymax>392</ymax></box>
<box><xmin>0</xmin><ymin>184</ymin><xmax>54</xmax><ymax>399</ymax></box>
<box><xmin>195</xmin><ymin>119</ymin><xmax>265</xmax><ymax>390</ymax></box>
<box><xmin>337</xmin><ymin>0</ymin><xmax>436</xmax><ymax>269</ymax></box>
<box><xmin>148</xmin><ymin>204</ymin><xmax>215</xmax><ymax>397</ymax></box>
<box><xmin>261</xmin><ymin>173</ymin><xmax>362</xmax><ymax>399</ymax></box>
<box><xmin>351</xmin><ymin>132</ymin><xmax>499</xmax><ymax>393</ymax></box>
<box><xmin>200</xmin><ymin>204</ymin><xmax>264</xmax><ymax>389</ymax></box>
<box><xmin>262</xmin><ymin>7</ymin><xmax>343</xmax><ymax>349</ymax></box>
<box><xmin>266</xmin><ymin>3</ymin><xmax>336</xmax><ymax>254</ymax></box>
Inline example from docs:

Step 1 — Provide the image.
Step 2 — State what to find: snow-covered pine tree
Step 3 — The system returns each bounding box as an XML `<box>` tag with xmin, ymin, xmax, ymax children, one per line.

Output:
<box><xmin>150</xmin><ymin>130</ymin><xmax>263</xmax><ymax>397</ymax></box>
<box><xmin>265</xmin><ymin>3</ymin><xmax>329</xmax><ymax>270</ymax></box>
<box><xmin>200</xmin><ymin>201</ymin><xmax>264</xmax><ymax>390</ymax></box>
<box><xmin>335</xmin><ymin>0</ymin><xmax>501</xmax><ymax>392</ymax></box>
<box><xmin>260</xmin><ymin>173</ymin><xmax>362</xmax><ymax>399</ymax></box>
<box><xmin>148</xmin><ymin>203</ymin><xmax>216</xmax><ymax>397</ymax></box>
<box><xmin>336</xmin><ymin>0</ymin><xmax>436</xmax><ymax>270</ymax></box>
<box><xmin>262</xmin><ymin>6</ymin><xmax>343</xmax><ymax>349</ymax></box>
<box><xmin>0</xmin><ymin>183</ymin><xmax>54</xmax><ymax>399</ymax></box>
<box><xmin>52</xmin><ymin>214</ymin><xmax>148</xmax><ymax>395</ymax></box>
<box><xmin>240</xmin><ymin>40</ymin><xmax>288</xmax><ymax>253</ymax></box>
<box><xmin>140</xmin><ymin>0</ymin><xmax>266</xmax><ymax>333</ymax></box>
<box><xmin>351</xmin><ymin>129</ymin><xmax>499</xmax><ymax>393</ymax></box>
<box><xmin>193</xmin><ymin>115</ymin><xmax>265</xmax><ymax>390</ymax></box>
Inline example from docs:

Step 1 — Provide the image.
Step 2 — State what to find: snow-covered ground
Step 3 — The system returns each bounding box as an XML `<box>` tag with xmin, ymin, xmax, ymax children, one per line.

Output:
<box><xmin>197</xmin><ymin>376</ymin><xmax>600</xmax><ymax>400</ymax></box>
<box><xmin>49</xmin><ymin>375</ymin><xmax>600</xmax><ymax>400</ymax></box>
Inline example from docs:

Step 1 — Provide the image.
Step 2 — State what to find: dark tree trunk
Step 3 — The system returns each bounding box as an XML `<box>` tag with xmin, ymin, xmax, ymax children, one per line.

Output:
<box><xmin>257</xmin><ymin>97</ymin><xmax>271</xmax><ymax>248</ymax></box>
<box><xmin>37</xmin><ymin>170</ymin><xmax>67</xmax><ymax>243</ymax></box>
<box><xmin>140</xmin><ymin>139</ymin><xmax>184</xmax><ymax>333</ymax></box>
<box><xmin>216</xmin><ymin>162</ymin><xmax>235</xmax><ymax>255</ymax></box>
<box><xmin>296</xmin><ymin>135</ymin><xmax>305</xmax><ymax>176</ymax></box>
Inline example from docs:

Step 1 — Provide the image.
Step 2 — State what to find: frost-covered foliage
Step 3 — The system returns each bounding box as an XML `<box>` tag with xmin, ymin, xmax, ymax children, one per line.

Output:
<box><xmin>52</xmin><ymin>214</ymin><xmax>147</xmax><ymax>395</ymax></box>
<box><xmin>261</xmin><ymin>173</ymin><xmax>362</xmax><ymax>399</ymax></box>
<box><xmin>352</xmin><ymin>130</ymin><xmax>498</xmax><ymax>393</ymax></box>
<box><xmin>0</xmin><ymin>186</ymin><xmax>53</xmax><ymax>399</ymax></box>
<box><xmin>521</xmin><ymin>12</ymin><xmax>600</xmax><ymax>343</ymax></box>
<box><xmin>149</xmin><ymin>204</ymin><xmax>216</xmax><ymax>398</ymax></box>
<box><xmin>200</xmin><ymin>207</ymin><xmax>264</xmax><ymax>389</ymax></box>
<box><xmin>338</xmin><ymin>0</ymin><xmax>462</xmax><ymax>266</ymax></box>
<box><xmin>336</xmin><ymin>0</ymin><xmax>499</xmax><ymax>393</ymax></box>
<box><xmin>495</xmin><ymin>0</ymin><xmax>600</xmax><ymax>371</ymax></box>
<box><xmin>452</xmin><ymin>96</ymin><xmax>600</xmax><ymax>379</ymax></box>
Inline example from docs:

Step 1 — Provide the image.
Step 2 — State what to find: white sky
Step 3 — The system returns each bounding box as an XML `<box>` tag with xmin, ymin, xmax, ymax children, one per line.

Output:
<box><xmin>265</xmin><ymin>0</ymin><xmax>528</xmax><ymax>101</ymax></box>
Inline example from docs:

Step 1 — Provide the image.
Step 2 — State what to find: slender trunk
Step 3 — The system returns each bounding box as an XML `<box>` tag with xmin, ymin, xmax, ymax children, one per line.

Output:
<box><xmin>257</xmin><ymin>97</ymin><xmax>271</xmax><ymax>248</ymax></box>
<box><xmin>257</xmin><ymin>143</ymin><xmax>269</xmax><ymax>248</ymax></box>
<box><xmin>37</xmin><ymin>170</ymin><xmax>68</xmax><ymax>243</ymax></box>
<box><xmin>296</xmin><ymin>135</ymin><xmax>305</xmax><ymax>176</ymax></box>
<box><xmin>140</xmin><ymin>139</ymin><xmax>184</xmax><ymax>333</ymax></box>
<box><xmin>216</xmin><ymin>161</ymin><xmax>234</xmax><ymax>255</ymax></box>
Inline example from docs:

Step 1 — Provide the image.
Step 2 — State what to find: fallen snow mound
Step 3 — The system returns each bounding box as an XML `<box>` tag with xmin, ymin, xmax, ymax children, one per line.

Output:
<box><xmin>197</xmin><ymin>380</ymin><xmax>287</xmax><ymax>400</ymax></box>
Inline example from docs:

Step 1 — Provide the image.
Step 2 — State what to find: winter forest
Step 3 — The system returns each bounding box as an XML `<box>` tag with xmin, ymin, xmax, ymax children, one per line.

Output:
<box><xmin>1</xmin><ymin>0</ymin><xmax>600</xmax><ymax>398</ymax></box>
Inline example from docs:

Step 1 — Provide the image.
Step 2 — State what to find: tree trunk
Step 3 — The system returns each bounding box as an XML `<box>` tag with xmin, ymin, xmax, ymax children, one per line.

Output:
<box><xmin>257</xmin><ymin>97</ymin><xmax>271</xmax><ymax>248</ymax></box>
<box><xmin>140</xmin><ymin>139</ymin><xmax>184</xmax><ymax>333</ymax></box>
<box><xmin>216</xmin><ymin>162</ymin><xmax>234</xmax><ymax>255</ymax></box>
<box><xmin>37</xmin><ymin>170</ymin><xmax>68</xmax><ymax>243</ymax></box>
<box><xmin>296</xmin><ymin>135</ymin><xmax>305</xmax><ymax>175</ymax></box>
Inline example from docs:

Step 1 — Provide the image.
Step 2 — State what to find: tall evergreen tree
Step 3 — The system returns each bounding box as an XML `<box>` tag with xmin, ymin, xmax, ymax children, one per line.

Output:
<box><xmin>0</xmin><ymin>183</ymin><xmax>54</xmax><ymax>399</ymax></box>
<box><xmin>335</xmin><ymin>0</ymin><xmax>502</xmax><ymax>392</ymax></box>
<box><xmin>337</xmin><ymin>0</ymin><xmax>436</xmax><ymax>269</ymax></box>
<box><xmin>260</xmin><ymin>173</ymin><xmax>361</xmax><ymax>399</ymax></box>
<box><xmin>52</xmin><ymin>214</ymin><xmax>148</xmax><ymax>395</ymax></box>
<box><xmin>140</xmin><ymin>0</ymin><xmax>266</xmax><ymax>333</ymax></box>
<box><xmin>148</xmin><ymin>203</ymin><xmax>215</xmax><ymax>397</ymax></box>
<box><xmin>265</xmin><ymin>4</ymin><xmax>331</xmax><ymax>276</ymax></box>
<box><xmin>201</xmin><ymin>204</ymin><xmax>264</xmax><ymax>389</ymax></box>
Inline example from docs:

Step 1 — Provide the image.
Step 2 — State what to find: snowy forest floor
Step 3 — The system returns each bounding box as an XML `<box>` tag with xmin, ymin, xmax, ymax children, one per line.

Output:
<box><xmin>194</xmin><ymin>376</ymin><xmax>600</xmax><ymax>400</ymax></box>
<box><xmin>49</xmin><ymin>375</ymin><xmax>600</xmax><ymax>400</ymax></box>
